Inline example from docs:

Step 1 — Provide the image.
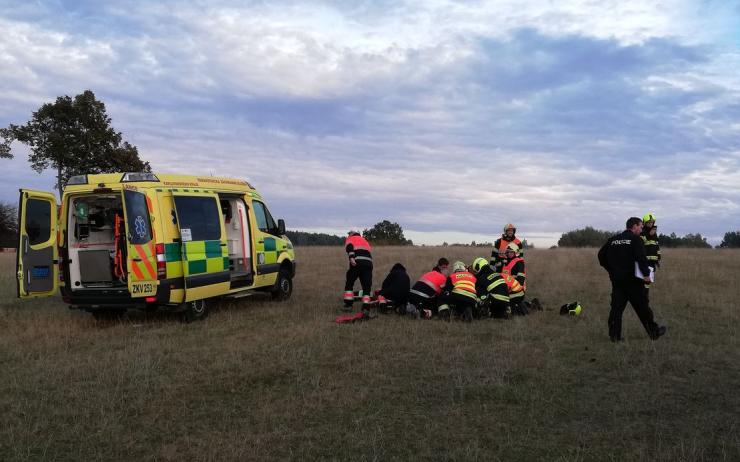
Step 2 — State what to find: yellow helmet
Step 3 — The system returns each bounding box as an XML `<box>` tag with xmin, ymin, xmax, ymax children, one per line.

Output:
<box><xmin>642</xmin><ymin>213</ymin><xmax>656</xmax><ymax>223</ymax></box>
<box><xmin>505</xmin><ymin>243</ymin><xmax>520</xmax><ymax>254</ymax></box>
<box><xmin>452</xmin><ymin>261</ymin><xmax>467</xmax><ymax>272</ymax></box>
<box><xmin>471</xmin><ymin>257</ymin><xmax>488</xmax><ymax>273</ymax></box>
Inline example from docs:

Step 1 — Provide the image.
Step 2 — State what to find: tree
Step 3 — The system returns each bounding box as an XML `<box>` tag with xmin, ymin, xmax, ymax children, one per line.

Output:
<box><xmin>557</xmin><ymin>226</ymin><xmax>616</xmax><ymax>247</ymax></box>
<box><xmin>362</xmin><ymin>220</ymin><xmax>413</xmax><ymax>245</ymax></box>
<box><xmin>719</xmin><ymin>231</ymin><xmax>740</xmax><ymax>248</ymax></box>
<box><xmin>1</xmin><ymin>90</ymin><xmax>150</xmax><ymax>195</ymax></box>
<box><xmin>285</xmin><ymin>230</ymin><xmax>344</xmax><ymax>246</ymax></box>
<box><xmin>0</xmin><ymin>202</ymin><xmax>18</xmax><ymax>248</ymax></box>
<box><xmin>658</xmin><ymin>232</ymin><xmax>712</xmax><ymax>248</ymax></box>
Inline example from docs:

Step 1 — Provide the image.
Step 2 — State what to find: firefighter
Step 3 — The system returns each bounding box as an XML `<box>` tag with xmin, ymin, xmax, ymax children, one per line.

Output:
<box><xmin>438</xmin><ymin>261</ymin><xmax>478</xmax><ymax>322</ymax></box>
<box><xmin>598</xmin><ymin>217</ymin><xmax>667</xmax><ymax>342</ymax></box>
<box><xmin>377</xmin><ymin>263</ymin><xmax>410</xmax><ymax>314</ymax></box>
<box><xmin>501</xmin><ymin>243</ymin><xmax>527</xmax><ymax>315</ymax></box>
<box><xmin>407</xmin><ymin>258</ymin><xmax>449</xmax><ymax>318</ymax></box>
<box><xmin>491</xmin><ymin>223</ymin><xmax>523</xmax><ymax>271</ymax></box>
<box><xmin>470</xmin><ymin>257</ymin><xmax>511</xmax><ymax>318</ymax></box>
<box><xmin>343</xmin><ymin>231</ymin><xmax>374</xmax><ymax>314</ymax></box>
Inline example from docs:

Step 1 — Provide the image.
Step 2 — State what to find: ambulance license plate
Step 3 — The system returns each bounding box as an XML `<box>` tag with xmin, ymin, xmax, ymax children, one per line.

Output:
<box><xmin>131</xmin><ymin>281</ymin><xmax>157</xmax><ymax>297</ymax></box>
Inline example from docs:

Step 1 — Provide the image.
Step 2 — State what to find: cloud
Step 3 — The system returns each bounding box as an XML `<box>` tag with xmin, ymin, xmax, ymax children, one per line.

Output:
<box><xmin>1</xmin><ymin>1</ymin><xmax>739</xmax><ymax>246</ymax></box>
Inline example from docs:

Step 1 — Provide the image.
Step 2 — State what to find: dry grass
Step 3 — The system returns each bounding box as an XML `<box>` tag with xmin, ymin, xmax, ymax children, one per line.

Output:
<box><xmin>1</xmin><ymin>247</ymin><xmax>739</xmax><ymax>461</ymax></box>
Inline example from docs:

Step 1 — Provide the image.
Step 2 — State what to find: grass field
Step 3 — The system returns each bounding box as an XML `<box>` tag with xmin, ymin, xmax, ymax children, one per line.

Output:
<box><xmin>1</xmin><ymin>247</ymin><xmax>739</xmax><ymax>461</ymax></box>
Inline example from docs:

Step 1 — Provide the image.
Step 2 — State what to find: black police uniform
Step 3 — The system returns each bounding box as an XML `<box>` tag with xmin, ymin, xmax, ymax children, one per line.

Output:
<box><xmin>598</xmin><ymin>230</ymin><xmax>661</xmax><ymax>341</ymax></box>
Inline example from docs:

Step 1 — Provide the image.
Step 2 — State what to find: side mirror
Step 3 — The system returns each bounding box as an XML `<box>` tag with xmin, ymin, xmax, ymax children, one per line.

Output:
<box><xmin>277</xmin><ymin>219</ymin><xmax>286</xmax><ymax>236</ymax></box>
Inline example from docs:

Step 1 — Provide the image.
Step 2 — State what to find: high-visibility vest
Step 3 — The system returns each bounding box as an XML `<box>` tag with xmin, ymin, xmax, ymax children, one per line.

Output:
<box><xmin>419</xmin><ymin>271</ymin><xmax>446</xmax><ymax>295</ymax></box>
<box><xmin>497</xmin><ymin>237</ymin><xmax>522</xmax><ymax>257</ymax></box>
<box><xmin>502</xmin><ymin>257</ymin><xmax>526</xmax><ymax>290</ymax></box>
<box><xmin>501</xmin><ymin>274</ymin><xmax>523</xmax><ymax>293</ymax></box>
<box><xmin>450</xmin><ymin>271</ymin><xmax>477</xmax><ymax>299</ymax></box>
<box><xmin>345</xmin><ymin>235</ymin><xmax>371</xmax><ymax>252</ymax></box>
<box><xmin>345</xmin><ymin>235</ymin><xmax>372</xmax><ymax>262</ymax></box>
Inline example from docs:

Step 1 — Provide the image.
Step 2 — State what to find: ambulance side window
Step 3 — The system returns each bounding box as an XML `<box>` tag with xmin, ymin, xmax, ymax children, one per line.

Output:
<box><xmin>174</xmin><ymin>196</ymin><xmax>221</xmax><ymax>241</ymax></box>
<box><xmin>252</xmin><ymin>201</ymin><xmax>268</xmax><ymax>232</ymax></box>
<box><xmin>252</xmin><ymin>200</ymin><xmax>277</xmax><ymax>234</ymax></box>
<box><xmin>25</xmin><ymin>198</ymin><xmax>52</xmax><ymax>245</ymax></box>
<box><xmin>124</xmin><ymin>190</ymin><xmax>152</xmax><ymax>245</ymax></box>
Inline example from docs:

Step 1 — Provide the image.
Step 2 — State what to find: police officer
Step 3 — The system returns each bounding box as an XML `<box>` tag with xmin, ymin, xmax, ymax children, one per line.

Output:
<box><xmin>598</xmin><ymin>217</ymin><xmax>667</xmax><ymax>342</ymax></box>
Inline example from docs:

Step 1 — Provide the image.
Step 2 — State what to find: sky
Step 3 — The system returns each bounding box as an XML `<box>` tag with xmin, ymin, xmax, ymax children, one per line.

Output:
<box><xmin>1</xmin><ymin>0</ymin><xmax>739</xmax><ymax>246</ymax></box>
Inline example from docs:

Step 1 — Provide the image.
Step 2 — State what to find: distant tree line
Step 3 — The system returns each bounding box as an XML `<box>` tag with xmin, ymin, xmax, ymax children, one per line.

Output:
<box><xmin>443</xmin><ymin>239</ymin><xmax>534</xmax><ymax>248</ymax></box>
<box><xmin>556</xmin><ymin>226</ymin><xmax>738</xmax><ymax>248</ymax></box>
<box><xmin>285</xmin><ymin>231</ymin><xmax>344</xmax><ymax>246</ymax></box>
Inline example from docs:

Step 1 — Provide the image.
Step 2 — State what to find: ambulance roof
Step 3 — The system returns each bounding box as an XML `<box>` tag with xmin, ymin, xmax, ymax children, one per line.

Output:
<box><xmin>65</xmin><ymin>172</ymin><xmax>256</xmax><ymax>194</ymax></box>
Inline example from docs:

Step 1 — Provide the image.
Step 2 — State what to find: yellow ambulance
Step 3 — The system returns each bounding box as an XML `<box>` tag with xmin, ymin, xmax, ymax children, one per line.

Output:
<box><xmin>16</xmin><ymin>172</ymin><xmax>296</xmax><ymax>321</ymax></box>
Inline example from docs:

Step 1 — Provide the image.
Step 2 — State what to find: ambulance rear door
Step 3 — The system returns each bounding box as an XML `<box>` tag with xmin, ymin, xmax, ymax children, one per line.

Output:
<box><xmin>122</xmin><ymin>187</ymin><xmax>158</xmax><ymax>298</ymax></box>
<box><xmin>16</xmin><ymin>189</ymin><xmax>58</xmax><ymax>298</ymax></box>
<box><xmin>172</xmin><ymin>191</ymin><xmax>230</xmax><ymax>301</ymax></box>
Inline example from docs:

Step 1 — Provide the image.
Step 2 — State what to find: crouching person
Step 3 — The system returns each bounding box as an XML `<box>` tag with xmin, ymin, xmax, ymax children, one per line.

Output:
<box><xmin>377</xmin><ymin>263</ymin><xmax>410</xmax><ymax>314</ymax></box>
<box><xmin>407</xmin><ymin>258</ymin><xmax>449</xmax><ymax>319</ymax></box>
<box><xmin>470</xmin><ymin>257</ymin><xmax>511</xmax><ymax>318</ymax></box>
<box><xmin>438</xmin><ymin>261</ymin><xmax>478</xmax><ymax>322</ymax></box>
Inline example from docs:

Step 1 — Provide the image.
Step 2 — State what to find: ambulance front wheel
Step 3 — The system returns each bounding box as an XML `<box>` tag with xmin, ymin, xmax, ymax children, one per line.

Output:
<box><xmin>271</xmin><ymin>270</ymin><xmax>293</xmax><ymax>301</ymax></box>
<box><xmin>181</xmin><ymin>299</ymin><xmax>208</xmax><ymax>323</ymax></box>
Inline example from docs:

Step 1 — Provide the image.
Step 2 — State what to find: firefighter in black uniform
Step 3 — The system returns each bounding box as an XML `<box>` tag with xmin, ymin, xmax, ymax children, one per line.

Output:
<box><xmin>598</xmin><ymin>217</ymin><xmax>667</xmax><ymax>342</ymax></box>
<box><xmin>343</xmin><ymin>231</ymin><xmax>374</xmax><ymax>313</ymax></box>
<box><xmin>641</xmin><ymin>213</ymin><xmax>661</xmax><ymax>302</ymax></box>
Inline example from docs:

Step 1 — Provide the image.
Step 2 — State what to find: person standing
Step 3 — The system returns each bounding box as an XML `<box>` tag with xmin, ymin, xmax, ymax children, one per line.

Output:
<box><xmin>343</xmin><ymin>231</ymin><xmax>373</xmax><ymax>313</ymax></box>
<box><xmin>491</xmin><ymin>223</ymin><xmax>523</xmax><ymax>271</ymax></box>
<box><xmin>598</xmin><ymin>217</ymin><xmax>667</xmax><ymax>342</ymax></box>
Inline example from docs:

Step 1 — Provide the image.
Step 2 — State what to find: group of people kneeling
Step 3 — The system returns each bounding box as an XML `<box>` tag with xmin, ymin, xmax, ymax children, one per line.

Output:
<box><xmin>343</xmin><ymin>225</ymin><xmax>536</xmax><ymax>322</ymax></box>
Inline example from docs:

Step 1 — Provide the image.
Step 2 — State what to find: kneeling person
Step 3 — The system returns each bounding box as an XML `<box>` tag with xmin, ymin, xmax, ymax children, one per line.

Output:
<box><xmin>378</xmin><ymin>263</ymin><xmax>410</xmax><ymax>314</ymax></box>
<box><xmin>407</xmin><ymin>258</ymin><xmax>449</xmax><ymax>318</ymax></box>
<box><xmin>471</xmin><ymin>257</ymin><xmax>511</xmax><ymax>318</ymax></box>
<box><xmin>439</xmin><ymin>261</ymin><xmax>478</xmax><ymax>322</ymax></box>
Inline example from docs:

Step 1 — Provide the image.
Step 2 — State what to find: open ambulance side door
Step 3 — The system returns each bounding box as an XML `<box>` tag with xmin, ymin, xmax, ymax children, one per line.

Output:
<box><xmin>17</xmin><ymin>189</ymin><xmax>58</xmax><ymax>298</ymax></box>
<box><xmin>122</xmin><ymin>187</ymin><xmax>158</xmax><ymax>298</ymax></box>
<box><xmin>172</xmin><ymin>191</ymin><xmax>230</xmax><ymax>301</ymax></box>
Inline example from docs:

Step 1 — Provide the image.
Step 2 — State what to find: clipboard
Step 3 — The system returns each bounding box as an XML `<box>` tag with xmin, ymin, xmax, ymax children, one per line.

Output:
<box><xmin>635</xmin><ymin>262</ymin><xmax>655</xmax><ymax>282</ymax></box>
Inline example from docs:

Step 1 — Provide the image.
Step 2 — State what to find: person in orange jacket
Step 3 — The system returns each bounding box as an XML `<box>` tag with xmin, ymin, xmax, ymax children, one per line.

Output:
<box><xmin>343</xmin><ymin>231</ymin><xmax>373</xmax><ymax>313</ymax></box>
<box><xmin>406</xmin><ymin>258</ymin><xmax>449</xmax><ymax>318</ymax></box>
<box><xmin>438</xmin><ymin>261</ymin><xmax>478</xmax><ymax>322</ymax></box>
<box><xmin>491</xmin><ymin>223</ymin><xmax>523</xmax><ymax>272</ymax></box>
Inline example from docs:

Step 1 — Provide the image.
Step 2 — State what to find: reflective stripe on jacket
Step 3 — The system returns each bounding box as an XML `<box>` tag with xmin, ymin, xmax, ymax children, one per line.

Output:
<box><xmin>345</xmin><ymin>235</ymin><xmax>372</xmax><ymax>263</ymax></box>
<box><xmin>449</xmin><ymin>271</ymin><xmax>477</xmax><ymax>299</ymax></box>
<box><xmin>502</xmin><ymin>257</ymin><xmax>526</xmax><ymax>290</ymax></box>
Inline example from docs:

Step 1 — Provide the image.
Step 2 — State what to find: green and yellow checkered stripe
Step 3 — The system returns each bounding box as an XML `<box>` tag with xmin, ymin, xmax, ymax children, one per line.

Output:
<box><xmin>182</xmin><ymin>240</ymin><xmax>229</xmax><ymax>276</ymax></box>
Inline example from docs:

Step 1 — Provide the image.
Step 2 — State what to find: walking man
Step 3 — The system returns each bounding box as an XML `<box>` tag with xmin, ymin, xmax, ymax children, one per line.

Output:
<box><xmin>598</xmin><ymin>217</ymin><xmax>667</xmax><ymax>342</ymax></box>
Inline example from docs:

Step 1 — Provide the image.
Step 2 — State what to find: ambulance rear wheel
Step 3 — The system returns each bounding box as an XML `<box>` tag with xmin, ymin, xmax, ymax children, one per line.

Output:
<box><xmin>271</xmin><ymin>270</ymin><xmax>293</xmax><ymax>301</ymax></box>
<box><xmin>181</xmin><ymin>299</ymin><xmax>208</xmax><ymax>323</ymax></box>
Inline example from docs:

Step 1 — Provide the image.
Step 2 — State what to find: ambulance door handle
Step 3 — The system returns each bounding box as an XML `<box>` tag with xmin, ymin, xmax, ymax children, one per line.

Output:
<box><xmin>258</xmin><ymin>240</ymin><xmax>264</xmax><ymax>244</ymax></box>
<box><xmin>220</xmin><ymin>243</ymin><xmax>227</xmax><ymax>247</ymax></box>
<box><xmin>132</xmin><ymin>257</ymin><xmax>142</xmax><ymax>262</ymax></box>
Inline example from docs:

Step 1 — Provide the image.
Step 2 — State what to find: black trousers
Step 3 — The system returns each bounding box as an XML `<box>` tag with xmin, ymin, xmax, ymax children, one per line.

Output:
<box><xmin>345</xmin><ymin>263</ymin><xmax>373</xmax><ymax>306</ymax></box>
<box><xmin>439</xmin><ymin>292</ymin><xmax>477</xmax><ymax>321</ymax></box>
<box><xmin>608</xmin><ymin>277</ymin><xmax>659</xmax><ymax>339</ymax></box>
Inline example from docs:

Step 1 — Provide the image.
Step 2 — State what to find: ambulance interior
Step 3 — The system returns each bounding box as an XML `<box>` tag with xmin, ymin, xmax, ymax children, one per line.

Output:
<box><xmin>66</xmin><ymin>194</ymin><xmax>126</xmax><ymax>289</ymax></box>
<box><xmin>219</xmin><ymin>197</ymin><xmax>252</xmax><ymax>286</ymax></box>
